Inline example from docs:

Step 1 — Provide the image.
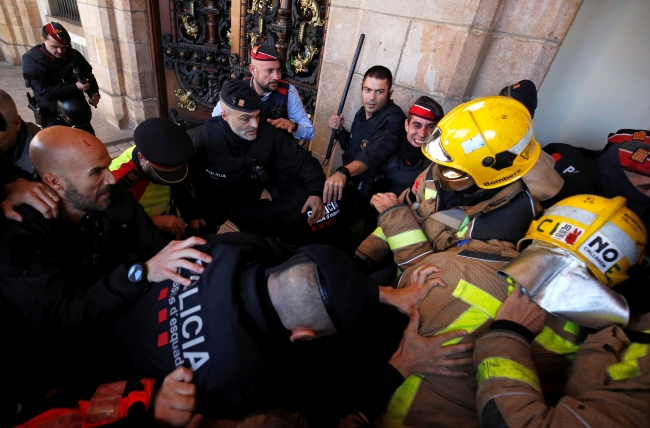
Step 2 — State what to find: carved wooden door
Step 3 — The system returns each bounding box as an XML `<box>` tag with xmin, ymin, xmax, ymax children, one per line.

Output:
<box><xmin>154</xmin><ymin>0</ymin><xmax>329</xmax><ymax>128</ymax></box>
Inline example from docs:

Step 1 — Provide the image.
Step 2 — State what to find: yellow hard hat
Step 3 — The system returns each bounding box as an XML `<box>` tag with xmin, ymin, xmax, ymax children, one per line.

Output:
<box><xmin>422</xmin><ymin>96</ymin><xmax>540</xmax><ymax>189</ymax></box>
<box><xmin>520</xmin><ymin>195</ymin><xmax>647</xmax><ymax>286</ymax></box>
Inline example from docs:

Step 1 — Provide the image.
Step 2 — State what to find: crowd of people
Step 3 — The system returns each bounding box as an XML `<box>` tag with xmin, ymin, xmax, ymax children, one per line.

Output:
<box><xmin>0</xmin><ymin>22</ymin><xmax>648</xmax><ymax>428</ymax></box>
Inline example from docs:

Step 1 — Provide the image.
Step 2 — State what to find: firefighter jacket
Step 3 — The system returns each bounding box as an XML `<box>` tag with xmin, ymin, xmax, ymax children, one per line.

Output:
<box><xmin>336</xmin><ymin>100</ymin><xmax>405</xmax><ymax>177</ymax></box>
<box><xmin>193</xmin><ymin>117</ymin><xmax>325</xmax><ymax>222</ymax></box>
<box><xmin>474</xmin><ymin>313</ymin><xmax>650</xmax><ymax>428</ymax></box>
<box><xmin>377</xmin><ymin>240</ymin><xmax>581</xmax><ymax>428</ymax></box>
<box><xmin>356</xmin><ymin>164</ymin><xmax>535</xmax><ymax>270</ymax></box>
<box><xmin>110</xmin><ymin>146</ymin><xmax>201</xmax><ymax>221</ymax></box>
<box><xmin>22</xmin><ymin>44</ymin><xmax>99</xmax><ymax>111</ymax></box>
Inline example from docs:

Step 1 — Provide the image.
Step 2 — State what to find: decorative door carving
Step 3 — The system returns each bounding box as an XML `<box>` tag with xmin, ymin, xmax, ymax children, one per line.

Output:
<box><xmin>154</xmin><ymin>0</ymin><xmax>329</xmax><ymax>127</ymax></box>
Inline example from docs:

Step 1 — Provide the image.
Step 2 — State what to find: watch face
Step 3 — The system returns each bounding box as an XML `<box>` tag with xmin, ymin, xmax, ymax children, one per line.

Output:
<box><xmin>128</xmin><ymin>264</ymin><xmax>144</xmax><ymax>283</ymax></box>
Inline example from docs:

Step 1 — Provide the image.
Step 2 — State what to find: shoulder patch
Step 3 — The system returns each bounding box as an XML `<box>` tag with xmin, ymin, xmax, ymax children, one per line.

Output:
<box><xmin>119</xmin><ymin>169</ymin><xmax>144</xmax><ymax>188</ymax></box>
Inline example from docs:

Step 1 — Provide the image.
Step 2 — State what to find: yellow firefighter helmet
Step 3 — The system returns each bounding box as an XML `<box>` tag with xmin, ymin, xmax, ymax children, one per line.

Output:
<box><xmin>422</xmin><ymin>96</ymin><xmax>540</xmax><ymax>189</ymax></box>
<box><xmin>521</xmin><ymin>195</ymin><xmax>647</xmax><ymax>286</ymax></box>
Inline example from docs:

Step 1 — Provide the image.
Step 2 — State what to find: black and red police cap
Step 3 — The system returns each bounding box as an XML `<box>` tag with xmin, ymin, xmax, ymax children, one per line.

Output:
<box><xmin>44</xmin><ymin>22</ymin><xmax>71</xmax><ymax>46</ymax></box>
<box><xmin>220</xmin><ymin>79</ymin><xmax>263</xmax><ymax>113</ymax></box>
<box><xmin>250</xmin><ymin>42</ymin><xmax>286</xmax><ymax>67</ymax></box>
<box><xmin>297</xmin><ymin>245</ymin><xmax>380</xmax><ymax>332</ymax></box>
<box><xmin>134</xmin><ymin>118</ymin><xmax>194</xmax><ymax>184</ymax></box>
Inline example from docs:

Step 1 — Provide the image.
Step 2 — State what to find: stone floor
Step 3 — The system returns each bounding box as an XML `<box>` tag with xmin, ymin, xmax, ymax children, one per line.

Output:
<box><xmin>0</xmin><ymin>63</ymin><xmax>134</xmax><ymax>157</ymax></box>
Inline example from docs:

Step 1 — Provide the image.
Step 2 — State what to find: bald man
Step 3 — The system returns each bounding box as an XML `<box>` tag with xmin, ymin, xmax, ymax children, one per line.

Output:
<box><xmin>0</xmin><ymin>126</ymin><xmax>212</xmax><ymax>420</ymax></box>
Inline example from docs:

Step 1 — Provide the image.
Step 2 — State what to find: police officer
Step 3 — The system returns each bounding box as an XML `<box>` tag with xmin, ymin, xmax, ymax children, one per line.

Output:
<box><xmin>194</xmin><ymin>79</ymin><xmax>326</xmax><ymax>245</ymax></box>
<box><xmin>363</xmin><ymin>96</ymin><xmax>443</xmax><ymax>200</ymax></box>
<box><xmin>212</xmin><ymin>43</ymin><xmax>315</xmax><ymax>141</ymax></box>
<box><xmin>0</xmin><ymin>89</ymin><xmax>39</xmax><ymax>175</ymax></box>
<box><xmin>324</xmin><ymin>65</ymin><xmax>406</xmax><ymax>205</ymax></box>
<box><xmin>110</xmin><ymin>118</ymin><xmax>204</xmax><ymax>239</ymax></box>
<box><xmin>22</xmin><ymin>22</ymin><xmax>99</xmax><ymax>134</ymax></box>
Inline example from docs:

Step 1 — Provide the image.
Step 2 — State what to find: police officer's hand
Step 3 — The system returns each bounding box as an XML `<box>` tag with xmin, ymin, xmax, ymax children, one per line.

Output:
<box><xmin>154</xmin><ymin>367</ymin><xmax>203</xmax><ymax>428</ymax></box>
<box><xmin>88</xmin><ymin>93</ymin><xmax>100</xmax><ymax>107</ymax></box>
<box><xmin>145</xmin><ymin>237</ymin><xmax>213</xmax><ymax>286</ymax></box>
<box><xmin>2</xmin><ymin>179</ymin><xmax>60</xmax><ymax>221</ymax></box>
<box><xmin>267</xmin><ymin>117</ymin><xmax>296</xmax><ymax>133</ymax></box>
<box><xmin>379</xmin><ymin>264</ymin><xmax>447</xmax><ymax>316</ymax></box>
<box><xmin>388</xmin><ymin>309</ymin><xmax>473</xmax><ymax>378</ymax></box>
<box><xmin>370</xmin><ymin>192</ymin><xmax>400</xmax><ymax>214</ymax></box>
<box><xmin>328</xmin><ymin>113</ymin><xmax>344</xmax><ymax>130</ymax></box>
<box><xmin>302</xmin><ymin>195</ymin><xmax>325</xmax><ymax>226</ymax></box>
<box><xmin>152</xmin><ymin>215</ymin><xmax>186</xmax><ymax>240</ymax></box>
<box><xmin>323</xmin><ymin>172</ymin><xmax>346</xmax><ymax>204</ymax></box>
<box><xmin>496</xmin><ymin>284</ymin><xmax>547</xmax><ymax>335</ymax></box>
<box><xmin>76</xmin><ymin>81</ymin><xmax>90</xmax><ymax>91</ymax></box>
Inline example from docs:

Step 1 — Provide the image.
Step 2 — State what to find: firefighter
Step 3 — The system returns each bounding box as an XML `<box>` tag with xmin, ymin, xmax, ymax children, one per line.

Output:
<box><xmin>356</xmin><ymin>96</ymin><xmax>564</xmax><ymax>271</ymax></box>
<box><xmin>377</xmin><ymin>194</ymin><xmax>646</xmax><ymax>427</ymax></box>
<box><xmin>474</xmin><ymin>194</ymin><xmax>649</xmax><ymax>427</ymax></box>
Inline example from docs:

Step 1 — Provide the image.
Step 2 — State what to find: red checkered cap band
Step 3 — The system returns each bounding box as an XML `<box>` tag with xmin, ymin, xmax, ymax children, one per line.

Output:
<box><xmin>408</xmin><ymin>104</ymin><xmax>437</xmax><ymax>121</ymax></box>
<box><xmin>619</xmin><ymin>148</ymin><xmax>650</xmax><ymax>177</ymax></box>
<box><xmin>46</xmin><ymin>23</ymin><xmax>67</xmax><ymax>46</ymax></box>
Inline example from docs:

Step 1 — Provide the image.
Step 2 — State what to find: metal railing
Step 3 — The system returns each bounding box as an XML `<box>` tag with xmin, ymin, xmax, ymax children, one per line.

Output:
<box><xmin>54</xmin><ymin>0</ymin><xmax>80</xmax><ymax>23</ymax></box>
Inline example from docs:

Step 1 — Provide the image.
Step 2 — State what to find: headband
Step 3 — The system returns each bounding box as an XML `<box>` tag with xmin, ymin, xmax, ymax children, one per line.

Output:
<box><xmin>408</xmin><ymin>103</ymin><xmax>437</xmax><ymax>121</ymax></box>
<box><xmin>45</xmin><ymin>23</ymin><xmax>67</xmax><ymax>46</ymax></box>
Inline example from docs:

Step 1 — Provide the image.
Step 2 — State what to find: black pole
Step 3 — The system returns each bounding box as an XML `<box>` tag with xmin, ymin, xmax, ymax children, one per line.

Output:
<box><xmin>324</xmin><ymin>34</ymin><xmax>365</xmax><ymax>162</ymax></box>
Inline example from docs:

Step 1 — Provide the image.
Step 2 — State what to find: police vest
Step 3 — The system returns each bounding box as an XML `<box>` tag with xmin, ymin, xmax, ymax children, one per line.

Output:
<box><xmin>245</xmin><ymin>77</ymin><xmax>289</xmax><ymax>122</ymax></box>
<box><xmin>109</xmin><ymin>147</ymin><xmax>173</xmax><ymax>216</ymax></box>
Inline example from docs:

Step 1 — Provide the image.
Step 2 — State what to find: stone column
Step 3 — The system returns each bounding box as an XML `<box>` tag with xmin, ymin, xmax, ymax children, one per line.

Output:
<box><xmin>0</xmin><ymin>0</ymin><xmax>43</xmax><ymax>65</ymax></box>
<box><xmin>77</xmin><ymin>0</ymin><xmax>158</xmax><ymax>129</ymax></box>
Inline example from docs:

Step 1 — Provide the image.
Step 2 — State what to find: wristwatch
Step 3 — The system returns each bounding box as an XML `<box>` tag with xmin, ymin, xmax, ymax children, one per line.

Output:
<box><xmin>335</xmin><ymin>166</ymin><xmax>351</xmax><ymax>181</ymax></box>
<box><xmin>127</xmin><ymin>262</ymin><xmax>147</xmax><ymax>285</ymax></box>
<box><xmin>289</xmin><ymin>120</ymin><xmax>297</xmax><ymax>133</ymax></box>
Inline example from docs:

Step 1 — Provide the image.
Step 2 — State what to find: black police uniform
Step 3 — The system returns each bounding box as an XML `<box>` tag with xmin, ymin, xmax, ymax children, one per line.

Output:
<box><xmin>5</xmin><ymin>120</ymin><xmax>40</xmax><ymax>176</ymax></box>
<box><xmin>194</xmin><ymin>117</ymin><xmax>325</xmax><ymax>245</ymax></box>
<box><xmin>0</xmin><ymin>185</ymin><xmax>166</xmax><ymax>422</ymax></box>
<box><xmin>110</xmin><ymin>236</ymin><xmax>403</xmax><ymax>424</ymax></box>
<box><xmin>22</xmin><ymin>44</ymin><xmax>97</xmax><ymax>134</ymax></box>
<box><xmin>362</xmin><ymin>137</ymin><xmax>432</xmax><ymax>199</ymax></box>
<box><xmin>337</xmin><ymin>99</ymin><xmax>406</xmax><ymax>179</ymax></box>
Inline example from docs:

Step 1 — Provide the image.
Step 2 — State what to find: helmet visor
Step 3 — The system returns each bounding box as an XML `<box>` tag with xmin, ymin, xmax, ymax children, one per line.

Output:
<box><xmin>422</xmin><ymin>127</ymin><xmax>453</xmax><ymax>163</ymax></box>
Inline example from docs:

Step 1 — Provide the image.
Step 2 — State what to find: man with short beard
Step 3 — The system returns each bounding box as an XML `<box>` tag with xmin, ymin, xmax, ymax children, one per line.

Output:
<box><xmin>194</xmin><ymin>79</ymin><xmax>328</xmax><ymax>246</ymax></box>
<box><xmin>212</xmin><ymin>43</ymin><xmax>314</xmax><ymax>141</ymax></box>
<box><xmin>0</xmin><ymin>126</ymin><xmax>212</xmax><ymax>423</ymax></box>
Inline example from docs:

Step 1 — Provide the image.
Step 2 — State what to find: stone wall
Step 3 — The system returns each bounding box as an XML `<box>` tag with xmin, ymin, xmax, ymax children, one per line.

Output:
<box><xmin>0</xmin><ymin>0</ymin><xmax>43</xmax><ymax>65</ymax></box>
<box><xmin>312</xmin><ymin>0</ymin><xmax>583</xmax><ymax>171</ymax></box>
<box><xmin>77</xmin><ymin>0</ymin><xmax>158</xmax><ymax>129</ymax></box>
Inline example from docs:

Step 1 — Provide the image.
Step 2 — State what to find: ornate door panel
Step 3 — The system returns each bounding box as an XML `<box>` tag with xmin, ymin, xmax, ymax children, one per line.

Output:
<box><xmin>155</xmin><ymin>0</ymin><xmax>329</xmax><ymax>128</ymax></box>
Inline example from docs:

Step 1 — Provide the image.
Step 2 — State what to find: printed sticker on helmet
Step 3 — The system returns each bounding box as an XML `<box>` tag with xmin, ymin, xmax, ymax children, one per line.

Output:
<box><xmin>578</xmin><ymin>231</ymin><xmax>625</xmax><ymax>273</ymax></box>
<box><xmin>460</xmin><ymin>134</ymin><xmax>487</xmax><ymax>155</ymax></box>
<box><xmin>547</xmin><ymin>222</ymin><xmax>584</xmax><ymax>246</ymax></box>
